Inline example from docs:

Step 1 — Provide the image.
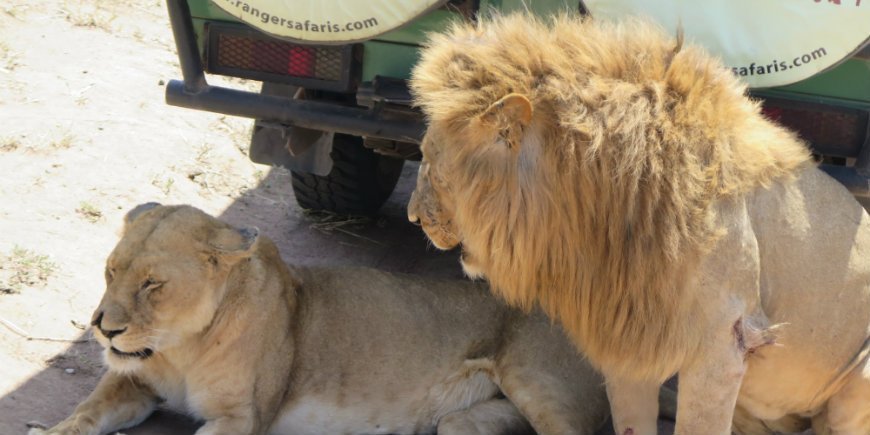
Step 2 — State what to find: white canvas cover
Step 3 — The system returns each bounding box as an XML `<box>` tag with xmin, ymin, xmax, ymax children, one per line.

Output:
<box><xmin>211</xmin><ymin>0</ymin><xmax>447</xmax><ymax>44</ymax></box>
<box><xmin>584</xmin><ymin>0</ymin><xmax>870</xmax><ymax>88</ymax></box>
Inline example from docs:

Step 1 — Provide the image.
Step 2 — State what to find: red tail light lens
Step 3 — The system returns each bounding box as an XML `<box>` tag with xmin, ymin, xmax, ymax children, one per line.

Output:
<box><xmin>287</xmin><ymin>46</ymin><xmax>315</xmax><ymax>77</ymax></box>
<box><xmin>205</xmin><ymin>23</ymin><xmax>357</xmax><ymax>92</ymax></box>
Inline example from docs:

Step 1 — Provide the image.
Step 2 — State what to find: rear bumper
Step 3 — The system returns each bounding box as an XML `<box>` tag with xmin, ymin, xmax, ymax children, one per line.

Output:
<box><xmin>163</xmin><ymin>0</ymin><xmax>425</xmax><ymax>143</ymax></box>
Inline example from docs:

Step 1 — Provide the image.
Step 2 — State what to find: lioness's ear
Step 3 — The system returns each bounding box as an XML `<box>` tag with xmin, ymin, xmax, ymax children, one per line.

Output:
<box><xmin>125</xmin><ymin>202</ymin><xmax>161</xmax><ymax>225</ymax></box>
<box><xmin>208</xmin><ymin>226</ymin><xmax>260</xmax><ymax>262</ymax></box>
<box><xmin>479</xmin><ymin>93</ymin><xmax>533</xmax><ymax>130</ymax></box>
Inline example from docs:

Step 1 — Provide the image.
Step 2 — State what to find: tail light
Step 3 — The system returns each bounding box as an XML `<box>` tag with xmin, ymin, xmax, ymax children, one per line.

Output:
<box><xmin>205</xmin><ymin>23</ymin><xmax>359</xmax><ymax>92</ymax></box>
<box><xmin>760</xmin><ymin>97</ymin><xmax>870</xmax><ymax>160</ymax></box>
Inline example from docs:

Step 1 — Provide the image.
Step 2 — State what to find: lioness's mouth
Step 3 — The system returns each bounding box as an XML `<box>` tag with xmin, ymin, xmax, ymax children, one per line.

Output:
<box><xmin>110</xmin><ymin>346</ymin><xmax>154</xmax><ymax>359</ymax></box>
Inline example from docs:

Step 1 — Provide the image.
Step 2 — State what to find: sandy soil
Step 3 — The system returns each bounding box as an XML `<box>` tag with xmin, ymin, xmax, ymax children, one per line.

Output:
<box><xmin>0</xmin><ymin>2</ymin><xmax>672</xmax><ymax>434</ymax></box>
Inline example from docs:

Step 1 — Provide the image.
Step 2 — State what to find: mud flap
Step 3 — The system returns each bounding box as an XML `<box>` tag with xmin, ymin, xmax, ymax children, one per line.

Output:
<box><xmin>249</xmin><ymin>121</ymin><xmax>334</xmax><ymax>176</ymax></box>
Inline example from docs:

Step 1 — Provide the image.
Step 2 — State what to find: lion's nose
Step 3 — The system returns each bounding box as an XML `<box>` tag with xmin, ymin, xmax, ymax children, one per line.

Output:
<box><xmin>407</xmin><ymin>191</ymin><xmax>421</xmax><ymax>224</ymax></box>
<box><xmin>91</xmin><ymin>311</ymin><xmax>127</xmax><ymax>339</ymax></box>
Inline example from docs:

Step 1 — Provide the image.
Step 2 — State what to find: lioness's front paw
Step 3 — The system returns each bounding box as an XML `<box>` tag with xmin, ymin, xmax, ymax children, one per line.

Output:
<box><xmin>27</xmin><ymin>419</ymin><xmax>97</xmax><ymax>435</ymax></box>
<box><xmin>26</xmin><ymin>421</ymin><xmax>47</xmax><ymax>435</ymax></box>
<box><xmin>28</xmin><ymin>428</ymin><xmax>88</xmax><ymax>435</ymax></box>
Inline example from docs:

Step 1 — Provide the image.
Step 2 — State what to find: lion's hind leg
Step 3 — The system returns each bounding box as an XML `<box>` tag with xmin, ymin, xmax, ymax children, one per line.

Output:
<box><xmin>815</xmin><ymin>365</ymin><xmax>870</xmax><ymax>435</ymax></box>
<box><xmin>437</xmin><ymin>398</ymin><xmax>534</xmax><ymax>435</ymax></box>
<box><xmin>492</xmin><ymin>315</ymin><xmax>610</xmax><ymax>435</ymax></box>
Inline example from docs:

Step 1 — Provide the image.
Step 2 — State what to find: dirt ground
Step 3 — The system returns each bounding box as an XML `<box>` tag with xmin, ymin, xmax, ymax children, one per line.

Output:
<box><xmin>0</xmin><ymin>2</ymin><xmax>674</xmax><ymax>434</ymax></box>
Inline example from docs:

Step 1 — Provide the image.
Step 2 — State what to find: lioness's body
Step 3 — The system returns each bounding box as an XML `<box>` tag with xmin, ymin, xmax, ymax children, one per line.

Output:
<box><xmin>273</xmin><ymin>266</ymin><xmax>609</xmax><ymax>435</ymax></box>
<box><xmin>408</xmin><ymin>14</ymin><xmax>870</xmax><ymax>434</ymax></box>
<box><xmin>31</xmin><ymin>204</ymin><xmax>609</xmax><ymax>435</ymax></box>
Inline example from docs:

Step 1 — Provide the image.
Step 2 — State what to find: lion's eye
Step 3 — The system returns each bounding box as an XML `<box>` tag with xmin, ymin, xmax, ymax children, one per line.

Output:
<box><xmin>429</xmin><ymin>171</ymin><xmax>449</xmax><ymax>190</ymax></box>
<box><xmin>140</xmin><ymin>278</ymin><xmax>164</xmax><ymax>292</ymax></box>
<box><xmin>105</xmin><ymin>268</ymin><xmax>115</xmax><ymax>283</ymax></box>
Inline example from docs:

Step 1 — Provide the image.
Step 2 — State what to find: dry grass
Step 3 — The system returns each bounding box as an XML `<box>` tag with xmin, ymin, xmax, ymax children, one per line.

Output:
<box><xmin>76</xmin><ymin>201</ymin><xmax>103</xmax><ymax>223</ymax></box>
<box><xmin>303</xmin><ymin>210</ymin><xmax>383</xmax><ymax>245</ymax></box>
<box><xmin>0</xmin><ymin>41</ymin><xmax>22</xmax><ymax>72</ymax></box>
<box><xmin>1</xmin><ymin>2</ymin><xmax>29</xmax><ymax>19</ymax></box>
<box><xmin>52</xmin><ymin>133</ymin><xmax>74</xmax><ymax>149</ymax></box>
<box><xmin>63</xmin><ymin>1</ymin><xmax>116</xmax><ymax>32</ymax></box>
<box><xmin>0</xmin><ymin>137</ymin><xmax>21</xmax><ymax>152</ymax></box>
<box><xmin>184</xmin><ymin>141</ymin><xmax>258</xmax><ymax>197</ymax></box>
<box><xmin>0</xmin><ymin>246</ymin><xmax>58</xmax><ymax>294</ymax></box>
<box><xmin>0</xmin><ymin>131</ymin><xmax>76</xmax><ymax>154</ymax></box>
<box><xmin>151</xmin><ymin>175</ymin><xmax>175</xmax><ymax>196</ymax></box>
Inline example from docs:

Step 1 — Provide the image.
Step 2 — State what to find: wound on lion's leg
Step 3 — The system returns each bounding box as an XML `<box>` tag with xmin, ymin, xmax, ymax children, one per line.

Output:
<box><xmin>733</xmin><ymin>316</ymin><xmax>778</xmax><ymax>359</ymax></box>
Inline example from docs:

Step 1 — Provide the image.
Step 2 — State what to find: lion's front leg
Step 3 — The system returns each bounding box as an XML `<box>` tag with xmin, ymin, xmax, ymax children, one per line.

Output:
<box><xmin>437</xmin><ymin>398</ymin><xmax>534</xmax><ymax>435</ymax></box>
<box><xmin>28</xmin><ymin>371</ymin><xmax>158</xmax><ymax>435</ymax></box>
<box><xmin>604</xmin><ymin>376</ymin><xmax>660</xmax><ymax>435</ymax></box>
<box><xmin>674</xmin><ymin>318</ymin><xmax>748</xmax><ymax>435</ymax></box>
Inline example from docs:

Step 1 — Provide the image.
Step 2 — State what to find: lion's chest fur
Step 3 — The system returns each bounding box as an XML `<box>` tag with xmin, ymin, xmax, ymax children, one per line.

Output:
<box><xmin>137</xmin><ymin>353</ymin><xmax>202</xmax><ymax>412</ymax></box>
<box><xmin>136</xmin><ymin>359</ymin><xmax>189</xmax><ymax>412</ymax></box>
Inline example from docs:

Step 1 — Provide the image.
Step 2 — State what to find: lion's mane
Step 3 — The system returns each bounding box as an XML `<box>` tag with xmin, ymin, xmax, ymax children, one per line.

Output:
<box><xmin>411</xmin><ymin>14</ymin><xmax>811</xmax><ymax>381</ymax></box>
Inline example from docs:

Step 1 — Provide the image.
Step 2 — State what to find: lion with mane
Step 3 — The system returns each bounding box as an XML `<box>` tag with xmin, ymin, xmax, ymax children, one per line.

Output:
<box><xmin>409</xmin><ymin>13</ymin><xmax>870</xmax><ymax>434</ymax></box>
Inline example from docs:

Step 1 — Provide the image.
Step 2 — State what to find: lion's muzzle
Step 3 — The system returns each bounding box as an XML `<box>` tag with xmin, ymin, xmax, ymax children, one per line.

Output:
<box><xmin>92</xmin><ymin>311</ymin><xmax>127</xmax><ymax>339</ymax></box>
<box><xmin>92</xmin><ymin>310</ymin><xmax>154</xmax><ymax>360</ymax></box>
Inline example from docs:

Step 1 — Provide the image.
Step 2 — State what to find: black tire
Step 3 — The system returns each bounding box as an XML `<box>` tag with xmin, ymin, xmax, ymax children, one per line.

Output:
<box><xmin>291</xmin><ymin>134</ymin><xmax>404</xmax><ymax>215</ymax></box>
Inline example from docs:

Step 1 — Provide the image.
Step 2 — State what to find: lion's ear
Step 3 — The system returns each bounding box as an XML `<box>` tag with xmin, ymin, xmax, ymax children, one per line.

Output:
<box><xmin>479</xmin><ymin>93</ymin><xmax>533</xmax><ymax>131</ymax></box>
<box><xmin>125</xmin><ymin>202</ymin><xmax>162</xmax><ymax>225</ymax></box>
<box><xmin>207</xmin><ymin>226</ymin><xmax>259</xmax><ymax>263</ymax></box>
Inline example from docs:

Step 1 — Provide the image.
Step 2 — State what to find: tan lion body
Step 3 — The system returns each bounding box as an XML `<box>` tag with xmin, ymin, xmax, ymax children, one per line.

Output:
<box><xmin>31</xmin><ymin>204</ymin><xmax>611</xmax><ymax>435</ymax></box>
<box><xmin>408</xmin><ymin>14</ymin><xmax>870</xmax><ymax>434</ymax></box>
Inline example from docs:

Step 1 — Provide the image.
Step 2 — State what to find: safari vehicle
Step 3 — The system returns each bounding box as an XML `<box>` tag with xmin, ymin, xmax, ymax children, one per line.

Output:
<box><xmin>164</xmin><ymin>0</ymin><xmax>870</xmax><ymax>215</ymax></box>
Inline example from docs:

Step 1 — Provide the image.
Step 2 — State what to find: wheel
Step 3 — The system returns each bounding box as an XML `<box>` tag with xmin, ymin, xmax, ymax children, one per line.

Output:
<box><xmin>290</xmin><ymin>134</ymin><xmax>404</xmax><ymax>215</ymax></box>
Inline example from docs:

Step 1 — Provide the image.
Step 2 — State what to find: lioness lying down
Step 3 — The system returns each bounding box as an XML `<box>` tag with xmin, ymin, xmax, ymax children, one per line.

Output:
<box><xmin>30</xmin><ymin>203</ymin><xmax>612</xmax><ymax>435</ymax></box>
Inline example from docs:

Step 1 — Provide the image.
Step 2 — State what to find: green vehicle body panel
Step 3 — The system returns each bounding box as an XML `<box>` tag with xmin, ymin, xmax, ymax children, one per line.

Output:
<box><xmin>191</xmin><ymin>18</ymin><xmax>210</xmax><ymax>54</ymax></box>
<box><xmin>184</xmin><ymin>0</ymin><xmax>870</xmax><ymax>108</ymax></box>
<box><xmin>754</xmin><ymin>59</ymin><xmax>870</xmax><ymax>113</ymax></box>
<box><xmin>360</xmin><ymin>42</ymin><xmax>421</xmax><ymax>82</ymax></box>
<box><xmin>768</xmin><ymin>58</ymin><xmax>870</xmax><ymax>106</ymax></box>
<box><xmin>482</xmin><ymin>0</ymin><xmax>579</xmax><ymax>15</ymax></box>
<box><xmin>189</xmin><ymin>0</ymin><xmax>235</xmax><ymax>20</ymax></box>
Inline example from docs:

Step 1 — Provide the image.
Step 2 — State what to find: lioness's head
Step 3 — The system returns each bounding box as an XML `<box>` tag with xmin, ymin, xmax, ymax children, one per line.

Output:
<box><xmin>92</xmin><ymin>203</ymin><xmax>259</xmax><ymax>372</ymax></box>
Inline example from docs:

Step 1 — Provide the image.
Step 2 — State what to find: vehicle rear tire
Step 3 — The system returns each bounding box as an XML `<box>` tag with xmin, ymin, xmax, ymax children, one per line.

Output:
<box><xmin>290</xmin><ymin>134</ymin><xmax>404</xmax><ymax>216</ymax></box>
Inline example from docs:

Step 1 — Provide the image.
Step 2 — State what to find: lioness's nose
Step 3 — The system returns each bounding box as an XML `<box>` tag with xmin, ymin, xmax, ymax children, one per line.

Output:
<box><xmin>91</xmin><ymin>311</ymin><xmax>127</xmax><ymax>339</ymax></box>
